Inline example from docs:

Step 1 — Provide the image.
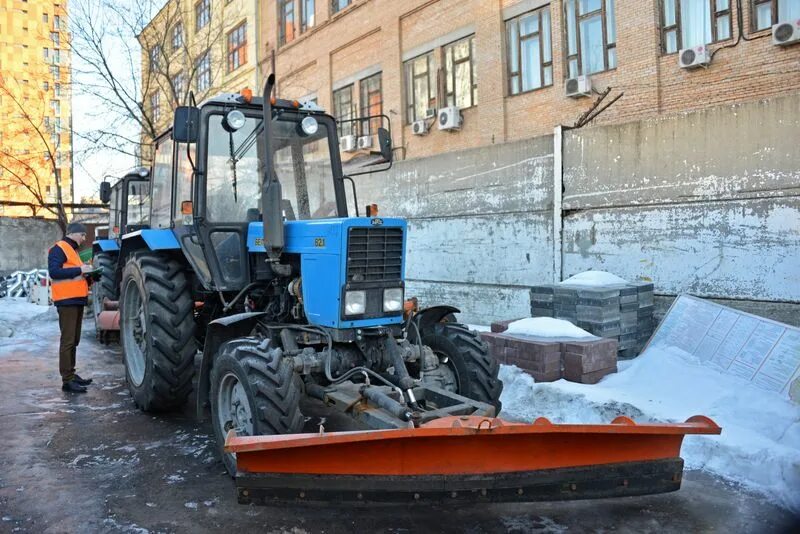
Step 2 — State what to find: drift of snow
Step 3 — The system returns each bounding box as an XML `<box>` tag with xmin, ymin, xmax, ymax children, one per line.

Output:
<box><xmin>504</xmin><ymin>317</ymin><xmax>594</xmax><ymax>339</ymax></box>
<box><xmin>499</xmin><ymin>344</ymin><xmax>800</xmax><ymax>512</ymax></box>
<box><xmin>561</xmin><ymin>270</ymin><xmax>628</xmax><ymax>286</ymax></box>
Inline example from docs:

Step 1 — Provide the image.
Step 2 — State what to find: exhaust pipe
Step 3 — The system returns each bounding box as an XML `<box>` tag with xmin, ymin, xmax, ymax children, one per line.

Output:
<box><xmin>260</xmin><ymin>73</ymin><xmax>284</xmax><ymax>260</ymax></box>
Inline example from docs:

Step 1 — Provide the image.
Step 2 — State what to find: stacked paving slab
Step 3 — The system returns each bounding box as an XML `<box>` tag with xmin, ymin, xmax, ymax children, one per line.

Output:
<box><xmin>530</xmin><ymin>282</ymin><xmax>655</xmax><ymax>359</ymax></box>
<box><xmin>481</xmin><ymin>320</ymin><xmax>618</xmax><ymax>384</ymax></box>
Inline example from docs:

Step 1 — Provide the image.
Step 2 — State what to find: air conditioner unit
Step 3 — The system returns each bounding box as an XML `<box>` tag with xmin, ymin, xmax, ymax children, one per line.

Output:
<box><xmin>565</xmin><ymin>75</ymin><xmax>591</xmax><ymax>98</ymax></box>
<box><xmin>437</xmin><ymin>106</ymin><xmax>462</xmax><ymax>131</ymax></box>
<box><xmin>424</xmin><ymin>108</ymin><xmax>436</xmax><ymax>119</ymax></box>
<box><xmin>772</xmin><ymin>19</ymin><xmax>800</xmax><ymax>46</ymax></box>
<box><xmin>357</xmin><ymin>135</ymin><xmax>373</xmax><ymax>150</ymax></box>
<box><xmin>340</xmin><ymin>135</ymin><xmax>357</xmax><ymax>152</ymax></box>
<box><xmin>411</xmin><ymin>120</ymin><xmax>428</xmax><ymax>136</ymax></box>
<box><xmin>678</xmin><ymin>45</ymin><xmax>710</xmax><ymax>69</ymax></box>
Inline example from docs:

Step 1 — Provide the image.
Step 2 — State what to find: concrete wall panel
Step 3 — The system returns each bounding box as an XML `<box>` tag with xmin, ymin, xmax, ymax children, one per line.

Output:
<box><xmin>0</xmin><ymin>217</ymin><xmax>61</xmax><ymax>274</ymax></box>
<box><xmin>405</xmin><ymin>280</ymin><xmax>530</xmax><ymax>326</ymax></box>
<box><xmin>562</xmin><ymin>198</ymin><xmax>800</xmax><ymax>302</ymax></box>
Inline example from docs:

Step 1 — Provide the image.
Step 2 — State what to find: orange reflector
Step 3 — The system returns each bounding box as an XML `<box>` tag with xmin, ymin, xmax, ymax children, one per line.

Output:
<box><xmin>366</xmin><ymin>204</ymin><xmax>379</xmax><ymax>217</ymax></box>
<box><xmin>181</xmin><ymin>200</ymin><xmax>193</xmax><ymax>215</ymax></box>
<box><xmin>112</xmin><ymin>226</ymin><xmax>119</xmax><ymax>234</ymax></box>
<box><xmin>270</xmin><ymin>96</ymin><xmax>276</xmax><ymax>105</ymax></box>
<box><xmin>292</xmin><ymin>100</ymin><xmax>300</xmax><ymax>108</ymax></box>
<box><xmin>240</xmin><ymin>88</ymin><xmax>253</xmax><ymax>103</ymax></box>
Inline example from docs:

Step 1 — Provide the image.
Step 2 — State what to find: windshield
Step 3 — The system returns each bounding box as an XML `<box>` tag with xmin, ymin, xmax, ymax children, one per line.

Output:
<box><xmin>127</xmin><ymin>181</ymin><xmax>150</xmax><ymax>227</ymax></box>
<box><xmin>205</xmin><ymin>111</ymin><xmax>339</xmax><ymax>223</ymax></box>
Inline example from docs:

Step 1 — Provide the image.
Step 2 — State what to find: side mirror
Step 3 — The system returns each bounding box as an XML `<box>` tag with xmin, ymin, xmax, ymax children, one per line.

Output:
<box><xmin>377</xmin><ymin>127</ymin><xmax>392</xmax><ymax>163</ymax></box>
<box><xmin>99</xmin><ymin>181</ymin><xmax>111</xmax><ymax>204</ymax></box>
<box><xmin>172</xmin><ymin>106</ymin><xmax>200</xmax><ymax>143</ymax></box>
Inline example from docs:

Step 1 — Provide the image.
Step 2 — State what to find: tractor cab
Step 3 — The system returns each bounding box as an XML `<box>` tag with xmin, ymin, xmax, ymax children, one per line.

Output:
<box><xmin>95</xmin><ymin>167</ymin><xmax>151</xmax><ymax>247</ymax></box>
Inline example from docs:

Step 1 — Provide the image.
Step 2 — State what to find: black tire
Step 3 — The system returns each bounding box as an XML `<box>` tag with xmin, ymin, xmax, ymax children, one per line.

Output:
<box><xmin>92</xmin><ymin>252</ymin><xmax>118</xmax><ymax>340</ymax></box>
<box><xmin>119</xmin><ymin>252</ymin><xmax>197</xmax><ymax>411</ymax></box>
<box><xmin>210</xmin><ymin>337</ymin><xmax>304</xmax><ymax>476</ymax></box>
<box><xmin>422</xmin><ymin>323</ymin><xmax>503</xmax><ymax>413</ymax></box>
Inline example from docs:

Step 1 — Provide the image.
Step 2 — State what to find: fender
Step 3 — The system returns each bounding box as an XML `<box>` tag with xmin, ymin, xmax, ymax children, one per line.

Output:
<box><xmin>410</xmin><ymin>305</ymin><xmax>460</xmax><ymax>343</ymax></box>
<box><xmin>92</xmin><ymin>239</ymin><xmax>120</xmax><ymax>254</ymax></box>
<box><xmin>196</xmin><ymin>312</ymin><xmax>267</xmax><ymax>420</ymax></box>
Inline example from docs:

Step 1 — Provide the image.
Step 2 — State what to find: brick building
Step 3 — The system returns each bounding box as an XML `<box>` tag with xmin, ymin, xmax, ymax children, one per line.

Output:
<box><xmin>0</xmin><ymin>0</ymin><xmax>73</xmax><ymax>218</ymax></box>
<box><xmin>260</xmin><ymin>0</ymin><xmax>800</xmax><ymax>161</ymax></box>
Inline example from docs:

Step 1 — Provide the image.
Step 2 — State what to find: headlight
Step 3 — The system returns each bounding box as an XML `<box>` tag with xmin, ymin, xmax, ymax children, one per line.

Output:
<box><xmin>300</xmin><ymin>116</ymin><xmax>319</xmax><ymax>135</ymax></box>
<box><xmin>383</xmin><ymin>288</ymin><xmax>403</xmax><ymax>313</ymax></box>
<box><xmin>223</xmin><ymin>110</ymin><xmax>246</xmax><ymax>132</ymax></box>
<box><xmin>344</xmin><ymin>290</ymin><xmax>366</xmax><ymax>316</ymax></box>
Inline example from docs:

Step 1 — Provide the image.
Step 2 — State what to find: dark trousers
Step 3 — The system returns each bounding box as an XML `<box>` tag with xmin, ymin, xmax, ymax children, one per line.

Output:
<box><xmin>57</xmin><ymin>306</ymin><xmax>84</xmax><ymax>383</ymax></box>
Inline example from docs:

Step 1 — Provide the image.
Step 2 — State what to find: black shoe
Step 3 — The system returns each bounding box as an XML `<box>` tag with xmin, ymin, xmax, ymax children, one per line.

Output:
<box><xmin>74</xmin><ymin>374</ymin><xmax>93</xmax><ymax>386</ymax></box>
<box><xmin>62</xmin><ymin>380</ymin><xmax>87</xmax><ymax>393</ymax></box>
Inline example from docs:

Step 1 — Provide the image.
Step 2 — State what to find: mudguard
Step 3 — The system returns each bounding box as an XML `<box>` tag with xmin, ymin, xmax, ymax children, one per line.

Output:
<box><xmin>196</xmin><ymin>312</ymin><xmax>267</xmax><ymax>420</ymax></box>
<box><xmin>410</xmin><ymin>305</ymin><xmax>460</xmax><ymax>342</ymax></box>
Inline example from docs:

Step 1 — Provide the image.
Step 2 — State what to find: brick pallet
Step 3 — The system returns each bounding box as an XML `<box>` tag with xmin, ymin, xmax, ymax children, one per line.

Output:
<box><xmin>530</xmin><ymin>281</ymin><xmax>656</xmax><ymax>359</ymax></box>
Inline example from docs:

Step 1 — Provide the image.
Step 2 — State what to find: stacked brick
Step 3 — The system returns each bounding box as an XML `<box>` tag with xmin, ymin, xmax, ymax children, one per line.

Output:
<box><xmin>530</xmin><ymin>282</ymin><xmax>655</xmax><ymax>359</ymax></box>
<box><xmin>482</xmin><ymin>321</ymin><xmax>618</xmax><ymax>384</ymax></box>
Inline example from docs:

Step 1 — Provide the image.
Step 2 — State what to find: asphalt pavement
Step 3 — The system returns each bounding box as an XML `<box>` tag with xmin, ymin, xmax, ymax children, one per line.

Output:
<box><xmin>0</xmin><ymin>312</ymin><xmax>797</xmax><ymax>533</ymax></box>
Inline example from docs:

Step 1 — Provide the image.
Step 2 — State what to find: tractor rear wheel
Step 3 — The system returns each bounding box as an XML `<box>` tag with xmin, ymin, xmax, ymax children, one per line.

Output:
<box><xmin>92</xmin><ymin>252</ymin><xmax>117</xmax><ymax>341</ymax></box>
<box><xmin>422</xmin><ymin>323</ymin><xmax>503</xmax><ymax>414</ymax></box>
<box><xmin>120</xmin><ymin>253</ymin><xmax>197</xmax><ymax>411</ymax></box>
<box><xmin>210</xmin><ymin>337</ymin><xmax>304</xmax><ymax>476</ymax></box>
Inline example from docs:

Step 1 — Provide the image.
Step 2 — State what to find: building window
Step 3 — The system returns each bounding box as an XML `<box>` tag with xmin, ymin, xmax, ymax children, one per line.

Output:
<box><xmin>196</xmin><ymin>0</ymin><xmax>210</xmax><ymax>31</ymax></box>
<box><xmin>149</xmin><ymin>45</ymin><xmax>161</xmax><ymax>72</ymax></box>
<box><xmin>359</xmin><ymin>73</ymin><xmax>382</xmax><ymax>135</ymax></box>
<box><xmin>227</xmin><ymin>22</ymin><xmax>247</xmax><ymax>71</ymax></box>
<box><xmin>52</xmin><ymin>49</ymin><xmax>60</xmax><ymax>64</ymax></box>
<box><xmin>301</xmin><ymin>0</ymin><xmax>315</xmax><ymax>32</ymax></box>
<box><xmin>196</xmin><ymin>50</ymin><xmax>211</xmax><ymax>92</ymax></box>
<box><xmin>752</xmin><ymin>0</ymin><xmax>800</xmax><ymax>31</ymax></box>
<box><xmin>172</xmin><ymin>72</ymin><xmax>185</xmax><ymax>102</ymax></box>
<box><xmin>54</xmin><ymin>117</ymin><xmax>62</xmax><ymax>134</ymax></box>
<box><xmin>51</xmin><ymin>100</ymin><xmax>60</xmax><ymax>115</ymax></box>
<box><xmin>50</xmin><ymin>65</ymin><xmax>59</xmax><ymax>79</ymax></box>
<box><xmin>43</xmin><ymin>81</ymin><xmax>49</xmax><ymax>91</ymax></box>
<box><xmin>50</xmin><ymin>31</ymin><xmax>59</xmax><ymax>47</ymax></box>
<box><xmin>42</xmin><ymin>13</ymin><xmax>48</xmax><ymax>23</ymax></box>
<box><xmin>661</xmin><ymin>0</ymin><xmax>732</xmax><ymax>54</ymax></box>
<box><xmin>564</xmin><ymin>0</ymin><xmax>617</xmax><ymax>77</ymax></box>
<box><xmin>43</xmin><ymin>47</ymin><xmax>49</xmax><ymax>60</ymax></box>
<box><xmin>172</xmin><ymin>23</ymin><xmax>184</xmax><ymax>50</ymax></box>
<box><xmin>443</xmin><ymin>35</ymin><xmax>477</xmax><ymax>108</ymax></box>
<box><xmin>54</xmin><ymin>15</ymin><xmax>60</xmax><ymax>30</ymax></box>
<box><xmin>150</xmin><ymin>92</ymin><xmax>160</xmax><ymax>123</ymax></box>
<box><xmin>333</xmin><ymin>84</ymin><xmax>354</xmax><ymax>136</ymax></box>
<box><xmin>508</xmin><ymin>6</ymin><xmax>552</xmax><ymax>95</ymax></box>
<box><xmin>279</xmin><ymin>0</ymin><xmax>296</xmax><ymax>45</ymax></box>
<box><xmin>332</xmin><ymin>0</ymin><xmax>351</xmax><ymax>14</ymax></box>
<box><xmin>404</xmin><ymin>52</ymin><xmax>435</xmax><ymax>124</ymax></box>
<box><xmin>55</xmin><ymin>83</ymin><xmax>61</xmax><ymax>96</ymax></box>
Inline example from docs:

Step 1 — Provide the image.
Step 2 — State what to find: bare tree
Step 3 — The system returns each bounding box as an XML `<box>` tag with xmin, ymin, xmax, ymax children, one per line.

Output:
<box><xmin>0</xmin><ymin>76</ymin><xmax>69</xmax><ymax>232</ymax></box>
<box><xmin>70</xmin><ymin>0</ymin><xmax>239</xmax><ymax>166</ymax></box>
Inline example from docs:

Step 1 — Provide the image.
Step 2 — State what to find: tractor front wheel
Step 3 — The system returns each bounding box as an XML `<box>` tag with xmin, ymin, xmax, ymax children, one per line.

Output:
<box><xmin>91</xmin><ymin>251</ymin><xmax>117</xmax><ymax>342</ymax></box>
<box><xmin>119</xmin><ymin>253</ymin><xmax>197</xmax><ymax>411</ymax></box>
<box><xmin>422</xmin><ymin>323</ymin><xmax>503</xmax><ymax>414</ymax></box>
<box><xmin>210</xmin><ymin>337</ymin><xmax>304</xmax><ymax>476</ymax></box>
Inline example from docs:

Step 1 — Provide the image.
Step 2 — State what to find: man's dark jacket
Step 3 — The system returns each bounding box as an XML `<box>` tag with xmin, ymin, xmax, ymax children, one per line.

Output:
<box><xmin>48</xmin><ymin>237</ymin><xmax>88</xmax><ymax>307</ymax></box>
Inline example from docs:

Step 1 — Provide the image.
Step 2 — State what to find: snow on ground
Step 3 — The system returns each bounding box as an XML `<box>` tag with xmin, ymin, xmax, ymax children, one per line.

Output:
<box><xmin>504</xmin><ymin>317</ymin><xmax>594</xmax><ymax>338</ymax></box>
<box><xmin>0</xmin><ymin>298</ymin><xmax>57</xmax><ymax>343</ymax></box>
<box><xmin>561</xmin><ymin>270</ymin><xmax>629</xmax><ymax>286</ymax></box>
<box><xmin>499</xmin><ymin>343</ymin><xmax>800</xmax><ymax>512</ymax></box>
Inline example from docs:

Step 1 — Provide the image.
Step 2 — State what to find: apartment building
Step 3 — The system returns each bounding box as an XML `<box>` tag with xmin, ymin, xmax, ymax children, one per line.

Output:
<box><xmin>139</xmin><ymin>0</ymin><xmax>259</xmax><ymax>147</ymax></box>
<box><xmin>260</xmin><ymin>0</ymin><xmax>800</xmax><ymax>160</ymax></box>
<box><xmin>0</xmin><ymin>0</ymin><xmax>73</xmax><ymax>218</ymax></box>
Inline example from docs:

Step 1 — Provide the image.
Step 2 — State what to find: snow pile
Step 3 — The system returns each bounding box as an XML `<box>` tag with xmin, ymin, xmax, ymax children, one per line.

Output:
<box><xmin>499</xmin><ymin>344</ymin><xmax>800</xmax><ymax>512</ymax></box>
<box><xmin>504</xmin><ymin>317</ymin><xmax>594</xmax><ymax>339</ymax></box>
<box><xmin>561</xmin><ymin>270</ymin><xmax>628</xmax><ymax>286</ymax></box>
<box><xmin>0</xmin><ymin>298</ymin><xmax>55</xmax><ymax>339</ymax></box>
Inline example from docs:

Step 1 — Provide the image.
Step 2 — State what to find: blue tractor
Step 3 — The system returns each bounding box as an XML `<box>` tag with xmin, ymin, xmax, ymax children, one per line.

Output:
<box><xmin>92</xmin><ymin>168</ymin><xmax>150</xmax><ymax>342</ymax></box>
<box><xmin>117</xmin><ymin>77</ymin><xmax>502</xmax><ymax>476</ymax></box>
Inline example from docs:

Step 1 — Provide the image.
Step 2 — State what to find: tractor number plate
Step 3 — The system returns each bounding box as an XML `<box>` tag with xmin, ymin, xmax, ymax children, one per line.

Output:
<box><xmin>254</xmin><ymin>238</ymin><xmax>264</xmax><ymax>246</ymax></box>
<box><xmin>314</xmin><ymin>238</ymin><xmax>325</xmax><ymax>248</ymax></box>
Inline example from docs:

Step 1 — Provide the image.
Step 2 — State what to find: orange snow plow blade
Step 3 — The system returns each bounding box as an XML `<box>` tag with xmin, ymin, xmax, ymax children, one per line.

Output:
<box><xmin>226</xmin><ymin>415</ymin><xmax>720</xmax><ymax>504</ymax></box>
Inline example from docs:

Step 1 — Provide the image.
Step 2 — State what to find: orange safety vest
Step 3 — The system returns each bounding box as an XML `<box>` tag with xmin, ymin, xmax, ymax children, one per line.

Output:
<box><xmin>51</xmin><ymin>240</ymin><xmax>89</xmax><ymax>302</ymax></box>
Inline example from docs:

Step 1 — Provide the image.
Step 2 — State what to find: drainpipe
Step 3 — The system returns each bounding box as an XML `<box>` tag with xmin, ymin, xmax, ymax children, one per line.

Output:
<box><xmin>553</xmin><ymin>125</ymin><xmax>563</xmax><ymax>284</ymax></box>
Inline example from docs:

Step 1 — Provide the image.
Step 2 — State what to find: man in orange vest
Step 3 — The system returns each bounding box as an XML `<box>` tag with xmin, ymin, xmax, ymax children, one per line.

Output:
<box><xmin>48</xmin><ymin>222</ymin><xmax>95</xmax><ymax>393</ymax></box>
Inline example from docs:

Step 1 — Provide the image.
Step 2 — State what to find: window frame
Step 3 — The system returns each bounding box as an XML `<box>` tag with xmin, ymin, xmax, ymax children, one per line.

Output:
<box><xmin>172</xmin><ymin>22</ymin><xmax>184</xmax><ymax>51</ymax></box>
<box><xmin>404</xmin><ymin>52</ymin><xmax>435</xmax><ymax>124</ymax></box>
<box><xmin>195</xmin><ymin>50</ymin><xmax>212</xmax><ymax>93</ymax></box>
<box><xmin>331</xmin><ymin>0</ymin><xmax>352</xmax><ymax>15</ymax></box>
<box><xmin>172</xmin><ymin>71</ymin><xmax>185</xmax><ymax>103</ymax></box>
<box><xmin>564</xmin><ymin>0</ymin><xmax>617</xmax><ymax>78</ymax></box>
<box><xmin>150</xmin><ymin>91</ymin><xmax>161</xmax><ymax>123</ymax></box>
<box><xmin>195</xmin><ymin>0</ymin><xmax>211</xmax><ymax>32</ymax></box>
<box><xmin>301</xmin><ymin>0</ymin><xmax>315</xmax><ymax>32</ymax></box>
<box><xmin>660</xmin><ymin>0</ymin><xmax>734</xmax><ymax>54</ymax></box>
<box><xmin>442</xmin><ymin>35</ymin><xmax>478</xmax><ymax>109</ymax></box>
<box><xmin>751</xmin><ymin>0</ymin><xmax>796</xmax><ymax>31</ymax></box>
<box><xmin>227</xmin><ymin>21</ymin><xmax>247</xmax><ymax>72</ymax></box>
<box><xmin>149</xmin><ymin>45</ymin><xmax>161</xmax><ymax>72</ymax></box>
<box><xmin>506</xmin><ymin>6</ymin><xmax>553</xmax><ymax>97</ymax></box>
<box><xmin>359</xmin><ymin>72</ymin><xmax>382</xmax><ymax>136</ymax></box>
<box><xmin>279</xmin><ymin>0</ymin><xmax>296</xmax><ymax>46</ymax></box>
<box><xmin>332</xmin><ymin>84</ymin><xmax>355</xmax><ymax>137</ymax></box>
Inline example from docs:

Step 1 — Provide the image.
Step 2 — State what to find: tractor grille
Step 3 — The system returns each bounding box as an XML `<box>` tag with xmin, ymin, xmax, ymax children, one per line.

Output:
<box><xmin>346</xmin><ymin>227</ymin><xmax>404</xmax><ymax>283</ymax></box>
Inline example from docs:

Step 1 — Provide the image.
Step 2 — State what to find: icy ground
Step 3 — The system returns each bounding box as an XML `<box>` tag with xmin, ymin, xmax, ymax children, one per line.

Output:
<box><xmin>500</xmin><ymin>343</ymin><xmax>800</xmax><ymax>513</ymax></box>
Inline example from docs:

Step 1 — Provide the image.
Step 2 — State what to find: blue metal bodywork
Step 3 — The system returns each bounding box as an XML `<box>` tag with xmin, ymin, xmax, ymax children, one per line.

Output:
<box><xmin>92</xmin><ymin>239</ymin><xmax>120</xmax><ymax>253</ymax></box>
<box><xmin>248</xmin><ymin>218</ymin><xmax>407</xmax><ymax>329</ymax></box>
<box><xmin>122</xmin><ymin>229</ymin><xmax>181</xmax><ymax>250</ymax></box>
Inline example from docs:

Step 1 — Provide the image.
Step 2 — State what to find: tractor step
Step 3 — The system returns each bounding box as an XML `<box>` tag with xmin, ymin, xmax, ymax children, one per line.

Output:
<box><xmin>226</xmin><ymin>415</ymin><xmax>721</xmax><ymax>504</ymax></box>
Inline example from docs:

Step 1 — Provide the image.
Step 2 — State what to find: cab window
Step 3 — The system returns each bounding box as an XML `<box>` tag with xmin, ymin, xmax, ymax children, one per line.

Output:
<box><xmin>150</xmin><ymin>137</ymin><xmax>174</xmax><ymax>228</ymax></box>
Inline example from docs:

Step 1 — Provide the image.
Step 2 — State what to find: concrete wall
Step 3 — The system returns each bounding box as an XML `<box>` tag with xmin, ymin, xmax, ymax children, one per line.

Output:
<box><xmin>563</xmin><ymin>92</ymin><xmax>800</xmax><ymax>323</ymax></box>
<box><xmin>354</xmin><ymin>136</ymin><xmax>555</xmax><ymax>324</ymax></box>
<box><xmin>0</xmin><ymin>217</ymin><xmax>61</xmax><ymax>274</ymax></box>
